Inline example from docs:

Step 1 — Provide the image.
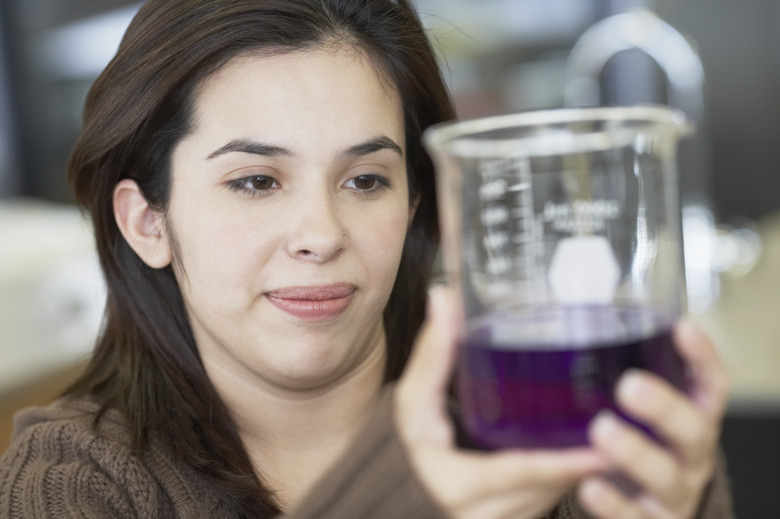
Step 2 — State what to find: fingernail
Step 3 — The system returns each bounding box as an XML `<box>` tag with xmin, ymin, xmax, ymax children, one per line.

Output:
<box><xmin>580</xmin><ymin>478</ymin><xmax>607</xmax><ymax>504</ymax></box>
<box><xmin>617</xmin><ymin>370</ymin><xmax>649</xmax><ymax>402</ymax></box>
<box><xmin>426</xmin><ymin>285</ymin><xmax>448</xmax><ymax>320</ymax></box>
<box><xmin>428</xmin><ymin>285</ymin><xmax>463</xmax><ymax>331</ymax></box>
<box><xmin>675</xmin><ymin>318</ymin><xmax>706</xmax><ymax>347</ymax></box>
<box><xmin>591</xmin><ymin>411</ymin><xmax>621</xmax><ymax>441</ymax></box>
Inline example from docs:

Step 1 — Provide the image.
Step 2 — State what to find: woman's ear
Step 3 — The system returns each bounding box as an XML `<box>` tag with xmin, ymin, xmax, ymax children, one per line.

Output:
<box><xmin>113</xmin><ymin>179</ymin><xmax>173</xmax><ymax>268</ymax></box>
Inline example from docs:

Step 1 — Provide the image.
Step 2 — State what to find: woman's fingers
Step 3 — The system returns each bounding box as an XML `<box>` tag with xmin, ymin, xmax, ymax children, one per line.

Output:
<box><xmin>397</xmin><ymin>288</ymin><xmax>609</xmax><ymax>519</ymax></box>
<box><xmin>396</xmin><ymin>286</ymin><xmax>459</xmax><ymax>445</ymax></box>
<box><xmin>673</xmin><ymin>319</ymin><xmax>731</xmax><ymax>419</ymax></box>
<box><xmin>588</xmin><ymin>411</ymin><xmax>693</xmax><ymax>512</ymax></box>
<box><xmin>580</xmin><ymin>321</ymin><xmax>730</xmax><ymax>518</ymax></box>
<box><xmin>612</xmin><ymin>320</ymin><xmax>729</xmax><ymax>467</ymax></box>
<box><xmin>615</xmin><ymin>371</ymin><xmax>716</xmax><ymax>467</ymax></box>
<box><xmin>427</xmin><ymin>448</ymin><xmax>605</xmax><ymax>497</ymax></box>
<box><xmin>489</xmin><ymin>448</ymin><xmax>608</xmax><ymax>487</ymax></box>
<box><xmin>398</xmin><ymin>286</ymin><xmax>458</xmax><ymax>402</ymax></box>
<box><xmin>579</xmin><ymin>476</ymin><xmax>677</xmax><ymax>519</ymax></box>
<box><xmin>412</xmin><ymin>446</ymin><xmax>606</xmax><ymax>519</ymax></box>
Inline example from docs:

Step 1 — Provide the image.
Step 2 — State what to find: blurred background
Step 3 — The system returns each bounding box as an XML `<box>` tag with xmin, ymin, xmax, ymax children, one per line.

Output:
<box><xmin>0</xmin><ymin>0</ymin><xmax>778</xmax><ymax>514</ymax></box>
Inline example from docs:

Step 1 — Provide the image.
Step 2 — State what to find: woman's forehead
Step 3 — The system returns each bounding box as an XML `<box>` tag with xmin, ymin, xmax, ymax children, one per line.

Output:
<box><xmin>177</xmin><ymin>46</ymin><xmax>405</xmax><ymax>161</ymax></box>
<box><xmin>196</xmin><ymin>43</ymin><xmax>399</xmax><ymax>106</ymax></box>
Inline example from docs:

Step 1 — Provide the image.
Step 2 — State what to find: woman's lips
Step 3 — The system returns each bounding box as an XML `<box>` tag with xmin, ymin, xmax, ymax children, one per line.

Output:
<box><xmin>265</xmin><ymin>284</ymin><xmax>356</xmax><ymax>321</ymax></box>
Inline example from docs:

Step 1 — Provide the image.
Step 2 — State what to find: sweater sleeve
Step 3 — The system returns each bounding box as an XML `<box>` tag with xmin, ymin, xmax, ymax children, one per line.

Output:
<box><xmin>285</xmin><ymin>386</ymin><xmax>448</xmax><ymax>519</ymax></box>
<box><xmin>693</xmin><ymin>449</ymin><xmax>735</xmax><ymax>518</ymax></box>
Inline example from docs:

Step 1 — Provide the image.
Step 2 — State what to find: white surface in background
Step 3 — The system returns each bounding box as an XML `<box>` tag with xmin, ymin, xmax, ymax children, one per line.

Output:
<box><xmin>0</xmin><ymin>199</ymin><xmax>103</xmax><ymax>394</ymax></box>
<box><xmin>418</xmin><ymin>0</ymin><xmax>594</xmax><ymax>52</ymax></box>
<box><xmin>40</xmin><ymin>3</ymin><xmax>141</xmax><ymax>78</ymax></box>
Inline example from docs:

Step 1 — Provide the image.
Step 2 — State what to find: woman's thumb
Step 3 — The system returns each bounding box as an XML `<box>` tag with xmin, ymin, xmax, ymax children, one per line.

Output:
<box><xmin>402</xmin><ymin>286</ymin><xmax>459</xmax><ymax>397</ymax></box>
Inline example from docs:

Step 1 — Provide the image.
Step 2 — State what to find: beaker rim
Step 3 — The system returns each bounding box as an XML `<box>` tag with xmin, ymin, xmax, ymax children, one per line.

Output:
<box><xmin>423</xmin><ymin>104</ymin><xmax>693</xmax><ymax>158</ymax></box>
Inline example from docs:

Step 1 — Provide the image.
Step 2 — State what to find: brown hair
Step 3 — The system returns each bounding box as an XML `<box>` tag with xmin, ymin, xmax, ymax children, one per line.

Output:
<box><xmin>65</xmin><ymin>0</ymin><xmax>454</xmax><ymax>515</ymax></box>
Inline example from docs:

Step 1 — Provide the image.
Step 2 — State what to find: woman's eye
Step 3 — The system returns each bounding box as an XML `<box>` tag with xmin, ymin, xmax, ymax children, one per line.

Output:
<box><xmin>345</xmin><ymin>174</ymin><xmax>391</xmax><ymax>193</ymax></box>
<box><xmin>227</xmin><ymin>175</ymin><xmax>279</xmax><ymax>195</ymax></box>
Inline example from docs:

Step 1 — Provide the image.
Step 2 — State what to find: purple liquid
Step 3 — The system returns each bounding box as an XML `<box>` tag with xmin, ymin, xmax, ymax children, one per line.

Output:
<box><xmin>458</xmin><ymin>306</ymin><xmax>690</xmax><ymax>450</ymax></box>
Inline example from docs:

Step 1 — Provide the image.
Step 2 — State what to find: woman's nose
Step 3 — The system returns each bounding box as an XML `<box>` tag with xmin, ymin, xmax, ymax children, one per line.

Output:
<box><xmin>285</xmin><ymin>192</ymin><xmax>345</xmax><ymax>263</ymax></box>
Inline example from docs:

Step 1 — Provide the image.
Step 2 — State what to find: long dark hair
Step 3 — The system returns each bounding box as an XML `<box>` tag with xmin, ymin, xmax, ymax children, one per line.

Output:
<box><xmin>65</xmin><ymin>0</ymin><xmax>454</xmax><ymax>515</ymax></box>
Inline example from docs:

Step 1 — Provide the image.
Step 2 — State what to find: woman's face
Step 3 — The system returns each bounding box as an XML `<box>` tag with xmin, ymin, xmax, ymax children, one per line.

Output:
<box><xmin>164</xmin><ymin>48</ymin><xmax>411</xmax><ymax>392</ymax></box>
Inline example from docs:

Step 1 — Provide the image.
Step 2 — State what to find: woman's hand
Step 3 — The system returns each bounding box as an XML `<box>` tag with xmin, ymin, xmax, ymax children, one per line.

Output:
<box><xmin>395</xmin><ymin>287</ymin><xmax>607</xmax><ymax>519</ymax></box>
<box><xmin>577</xmin><ymin>320</ymin><xmax>731</xmax><ymax>519</ymax></box>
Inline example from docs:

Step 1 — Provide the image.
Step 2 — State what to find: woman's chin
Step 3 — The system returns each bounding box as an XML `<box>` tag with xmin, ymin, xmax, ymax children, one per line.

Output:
<box><xmin>256</xmin><ymin>350</ymin><xmax>345</xmax><ymax>390</ymax></box>
<box><xmin>262</xmin><ymin>344</ymin><xmax>382</xmax><ymax>394</ymax></box>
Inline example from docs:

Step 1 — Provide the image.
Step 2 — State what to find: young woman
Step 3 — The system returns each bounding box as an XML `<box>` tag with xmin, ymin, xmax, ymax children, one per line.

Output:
<box><xmin>0</xmin><ymin>1</ymin><xmax>732</xmax><ymax>518</ymax></box>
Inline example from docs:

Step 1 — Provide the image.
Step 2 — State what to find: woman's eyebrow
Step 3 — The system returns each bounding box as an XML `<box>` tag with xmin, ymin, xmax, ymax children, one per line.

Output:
<box><xmin>206</xmin><ymin>135</ymin><xmax>403</xmax><ymax>160</ymax></box>
<box><xmin>206</xmin><ymin>139</ymin><xmax>292</xmax><ymax>159</ymax></box>
<box><xmin>340</xmin><ymin>135</ymin><xmax>403</xmax><ymax>158</ymax></box>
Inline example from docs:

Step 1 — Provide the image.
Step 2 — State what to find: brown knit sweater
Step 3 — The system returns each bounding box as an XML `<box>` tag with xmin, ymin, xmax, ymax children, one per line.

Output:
<box><xmin>0</xmin><ymin>389</ymin><xmax>733</xmax><ymax>518</ymax></box>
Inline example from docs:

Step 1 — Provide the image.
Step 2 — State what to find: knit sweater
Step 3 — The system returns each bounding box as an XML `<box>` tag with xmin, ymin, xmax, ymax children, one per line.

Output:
<box><xmin>0</xmin><ymin>388</ymin><xmax>733</xmax><ymax>519</ymax></box>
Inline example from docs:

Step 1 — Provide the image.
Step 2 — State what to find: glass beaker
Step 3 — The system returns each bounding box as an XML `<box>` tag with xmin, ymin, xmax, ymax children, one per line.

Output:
<box><xmin>425</xmin><ymin>105</ymin><xmax>694</xmax><ymax>449</ymax></box>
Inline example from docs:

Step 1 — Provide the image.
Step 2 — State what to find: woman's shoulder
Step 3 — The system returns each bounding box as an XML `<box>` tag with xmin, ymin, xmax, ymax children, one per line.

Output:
<box><xmin>0</xmin><ymin>397</ymin><xmax>228</xmax><ymax>518</ymax></box>
<box><xmin>6</xmin><ymin>397</ymin><xmax>139</xmax><ymax>476</ymax></box>
<box><xmin>10</xmin><ymin>396</ymin><xmax>111</xmax><ymax>437</ymax></box>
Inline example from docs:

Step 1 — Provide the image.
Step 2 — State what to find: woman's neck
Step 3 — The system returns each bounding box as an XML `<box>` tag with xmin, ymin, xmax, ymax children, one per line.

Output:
<box><xmin>203</xmin><ymin>325</ymin><xmax>388</xmax><ymax>510</ymax></box>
